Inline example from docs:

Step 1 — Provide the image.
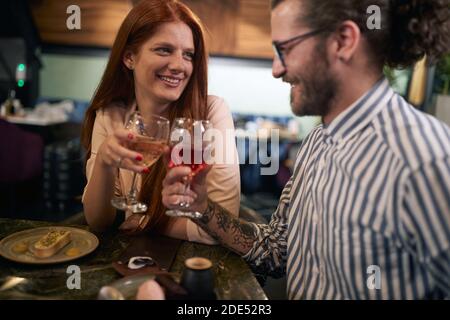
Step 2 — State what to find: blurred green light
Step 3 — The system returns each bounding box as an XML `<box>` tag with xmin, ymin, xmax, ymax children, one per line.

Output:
<box><xmin>18</xmin><ymin>80</ymin><xmax>24</xmax><ymax>87</ymax></box>
<box><xmin>18</xmin><ymin>64</ymin><xmax>25</xmax><ymax>71</ymax></box>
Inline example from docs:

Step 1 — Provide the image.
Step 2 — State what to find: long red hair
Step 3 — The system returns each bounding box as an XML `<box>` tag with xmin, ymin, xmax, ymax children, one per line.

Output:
<box><xmin>81</xmin><ymin>0</ymin><xmax>208</xmax><ymax>232</ymax></box>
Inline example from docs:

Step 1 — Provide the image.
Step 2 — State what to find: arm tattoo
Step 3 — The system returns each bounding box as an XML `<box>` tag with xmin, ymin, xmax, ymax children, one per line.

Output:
<box><xmin>195</xmin><ymin>199</ymin><xmax>258</xmax><ymax>256</ymax></box>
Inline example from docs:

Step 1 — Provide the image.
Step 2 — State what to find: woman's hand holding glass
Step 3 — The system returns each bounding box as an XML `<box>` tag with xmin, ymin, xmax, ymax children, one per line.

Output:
<box><xmin>98</xmin><ymin>128</ymin><xmax>149</xmax><ymax>174</ymax></box>
<box><xmin>110</xmin><ymin>111</ymin><xmax>170</xmax><ymax>213</ymax></box>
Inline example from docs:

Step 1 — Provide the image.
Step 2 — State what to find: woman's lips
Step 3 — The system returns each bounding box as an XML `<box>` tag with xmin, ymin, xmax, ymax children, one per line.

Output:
<box><xmin>157</xmin><ymin>75</ymin><xmax>182</xmax><ymax>88</ymax></box>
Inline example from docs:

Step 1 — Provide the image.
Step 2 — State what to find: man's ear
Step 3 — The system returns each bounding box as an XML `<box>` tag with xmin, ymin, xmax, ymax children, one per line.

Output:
<box><xmin>123</xmin><ymin>50</ymin><xmax>135</xmax><ymax>70</ymax></box>
<box><xmin>332</xmin><ymin>20</ymin><xmax>361</xmax><ymax>63</ymax></box>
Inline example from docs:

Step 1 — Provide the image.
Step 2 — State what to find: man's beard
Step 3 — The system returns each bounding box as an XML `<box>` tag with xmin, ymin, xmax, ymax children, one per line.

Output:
<box><xmin>289</xmin><ymin>43</ymin><xmax>338</xmax><ymax>118</ymax></box>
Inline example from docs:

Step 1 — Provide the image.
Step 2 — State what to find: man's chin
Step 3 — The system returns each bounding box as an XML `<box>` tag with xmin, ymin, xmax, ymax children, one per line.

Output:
<box><xmin>291</xmin><ymin>104</ymin><xmax>321</xmax><ymax>117</ymax></box>
<box><xmin>290</xmin><ymin>90</ymin><xmax>307</xmax><ymax>116</ymax></box>
<box><xmin>291</xmin><ymin>107</ymin><xmax>307</xmax><ymax>117</ymax></box>
<box><xmin>291</xmin><ymin>100</ymin><xmax>310</xmax><ymax>117</ymax></box>
<box><xmin>291</xmin><ymin>106</ymin><xmax>303</xmax><ymax>117</ymax></box>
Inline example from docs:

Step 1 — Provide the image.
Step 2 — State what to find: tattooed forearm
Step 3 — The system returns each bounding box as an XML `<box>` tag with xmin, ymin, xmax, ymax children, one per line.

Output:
<box><xmin>195</xmin><ymin>200</ymin><xmax>219</xmax><ymax>235</ymax></box>
<box><xmin>216</xmin><ymin>210</ymin><xmax>256</xmax><ymax>248</ymax></box>
<box><xmin>194</xmin><ymin>199</ymin><xmax>258</xmax><ymax>256</ymax></box>
<box><xmin>198</xmin><ymin>199</ymin><xmax>216</xmax><ymax>225</ymax></box>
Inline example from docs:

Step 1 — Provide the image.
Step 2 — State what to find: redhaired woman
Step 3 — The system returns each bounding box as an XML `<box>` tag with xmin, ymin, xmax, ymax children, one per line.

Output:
<box><xmin>81</xmin><ymin>0</ymin><xmax>240</xmax><ymax>244</ymax></box>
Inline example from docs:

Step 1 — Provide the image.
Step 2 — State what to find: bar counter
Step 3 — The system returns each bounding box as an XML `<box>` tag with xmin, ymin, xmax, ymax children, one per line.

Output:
<box><xmin>0</xmin><ymin>218</ymin><xmax>267</xmax><ymax>300</ymax></box>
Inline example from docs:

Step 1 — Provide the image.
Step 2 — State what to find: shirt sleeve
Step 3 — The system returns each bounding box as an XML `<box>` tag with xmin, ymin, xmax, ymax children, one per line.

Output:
<box><xmin>241</xmin><ymin>175</ymin><xmax>291</xmax><ymax>278</ymax></box>
<box><xmin>239</xmin><ymin>125</ymin><xmax>323</xmax><ymax>278</ymax></box>
<box><xmin>186</xmin><ymin>96</ymin><xmax>241</xmax><ymax>244</ymax></box>
<box><xmin>81</xmin><ymin>108</ymin><xmax>122</xmax><ymax>204</ymax></box>
<box><xmin>400</xmin><ymin>157</ymin><xmax>450</xmax><ymax>297</ymax></box>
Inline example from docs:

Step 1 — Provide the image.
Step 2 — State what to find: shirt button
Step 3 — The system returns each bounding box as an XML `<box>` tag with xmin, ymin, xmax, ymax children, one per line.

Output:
<box><xmin>312</xmin><ymin>215</ymin><xmax>319</xmax><ymax>224</ymax></box>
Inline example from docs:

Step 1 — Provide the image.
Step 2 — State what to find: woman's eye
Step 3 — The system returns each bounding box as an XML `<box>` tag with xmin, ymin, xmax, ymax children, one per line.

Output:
<box><xmin>155</xmin><ymin>47</ymin><xmax>171</xmax><ymax>54</ymax></box>
<box><xmin>184</xmin><ymin>52</ymin><xmax>195</xmax><ymax>61</ymax></box>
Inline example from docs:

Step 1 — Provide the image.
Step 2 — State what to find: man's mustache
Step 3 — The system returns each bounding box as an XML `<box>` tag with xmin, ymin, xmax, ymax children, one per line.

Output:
<box><xmin>283</xmin><ymin>75</ymin><xmax>303</xmax><ymax>84</ymax></box>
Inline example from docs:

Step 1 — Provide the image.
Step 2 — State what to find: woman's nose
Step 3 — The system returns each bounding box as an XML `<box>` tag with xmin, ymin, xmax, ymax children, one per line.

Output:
<box><xmin>168</xmin><ymin>52</ymin><xmax>186</xmax><ymax>73</ymax></box>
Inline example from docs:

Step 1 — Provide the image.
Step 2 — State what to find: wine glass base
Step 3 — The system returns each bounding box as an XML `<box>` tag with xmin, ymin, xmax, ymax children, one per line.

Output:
<box><xmin>165</xmin><ymin>209</ymin><xmax>203</xmax><ymax>219</ymax></box>
<box><xmin>111</xmin><ymin>197</ymin><xmax>148</xmax><ymax>213</ymax></box>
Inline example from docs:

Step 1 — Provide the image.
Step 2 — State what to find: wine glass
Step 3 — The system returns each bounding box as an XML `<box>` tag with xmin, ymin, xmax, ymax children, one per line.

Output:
<box><xmin>111</xmin><ymin>111</ymin><xmax>170</xmax><ymax>213</ymax></box>
<box><xmin>165</xmin><ymin>118</ymin><xmax>212</xmax><ymax>219</ymax></box>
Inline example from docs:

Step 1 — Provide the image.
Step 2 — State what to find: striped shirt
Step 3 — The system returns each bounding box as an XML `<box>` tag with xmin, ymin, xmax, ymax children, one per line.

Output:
<box><xmin>243</xmin><ymin>78</ymin><xmax>450</xmax><ymax>299</ymax></box>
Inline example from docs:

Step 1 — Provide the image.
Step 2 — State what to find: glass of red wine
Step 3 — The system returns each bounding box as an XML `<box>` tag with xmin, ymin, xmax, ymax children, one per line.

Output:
<box><xmin>165</xmin><ymin>118</ymin><xmax>212</xmax><ymax>219</ymax></box>
<box><xmin>111</xmin><ymin>111</ymin><xmax>170</xmax><ymax>213</ymax></box>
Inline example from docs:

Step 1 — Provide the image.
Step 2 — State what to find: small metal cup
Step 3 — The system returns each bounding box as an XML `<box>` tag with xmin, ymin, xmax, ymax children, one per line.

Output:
<box><xmin>180</xmin><ymin>257</ymin><xmax>216</xmax><ymax>300</ymax></box>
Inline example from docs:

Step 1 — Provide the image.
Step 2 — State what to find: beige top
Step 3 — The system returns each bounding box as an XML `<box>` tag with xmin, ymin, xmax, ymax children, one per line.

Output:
<box><xmin>82</xmin><ymin>95</ymin><xmax>240</xmax><ymax>244</ymax></box>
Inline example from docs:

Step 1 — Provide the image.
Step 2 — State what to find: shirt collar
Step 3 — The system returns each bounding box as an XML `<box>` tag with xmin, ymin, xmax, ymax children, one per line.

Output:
<box><xmin>322</xmin><ymin>77</ymin><xmax>394</xmax><ymax>143</ymax></box>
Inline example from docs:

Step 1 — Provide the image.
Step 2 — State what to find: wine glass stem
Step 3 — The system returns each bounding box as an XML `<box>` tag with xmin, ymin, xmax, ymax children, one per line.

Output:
<box><xmin>127</xmin><ymin>172</ymin><xmax>139</xmax><ymax>204</ymax></box>
<box><xmin>184</xmin><ymin>181</ymin><xmax>191</xmax><ymax>194</ymax></box>
<box><xmin>181</xmin><ymin>177</ymin><xmax>191</xmax><ymax>208</ymax></box>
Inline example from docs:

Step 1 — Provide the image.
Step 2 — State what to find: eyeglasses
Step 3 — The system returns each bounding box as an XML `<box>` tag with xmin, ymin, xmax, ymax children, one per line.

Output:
<box><xmin>272</xmin><ymin>28</ymin><xmax>326</xmax><ymax>67</ymax></box>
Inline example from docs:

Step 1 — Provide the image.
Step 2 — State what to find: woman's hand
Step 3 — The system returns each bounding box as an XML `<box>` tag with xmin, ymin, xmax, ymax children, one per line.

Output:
<box><xmin>162</xmin><ymin>165</ymin><xmax>211</xmax><ymax>215</ymax></box>
<box><xmin>97</xmin><ymin>128</ymin><xmax>149</xmax><ymax>174</ymax></box>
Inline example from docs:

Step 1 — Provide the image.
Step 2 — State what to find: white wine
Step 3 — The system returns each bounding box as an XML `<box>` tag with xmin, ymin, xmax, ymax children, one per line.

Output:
<box><xmin>130</xmin><ymin>136</ymin><xmax>167</xmax><ymax>167</ymax></box>
<box><xmin>111</xmin><ymin>111</ymin><xmax>170</xmax><ymax>214</ymax></box>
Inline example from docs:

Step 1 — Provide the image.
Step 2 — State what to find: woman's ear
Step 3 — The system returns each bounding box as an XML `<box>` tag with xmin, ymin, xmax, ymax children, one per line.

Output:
<box><xmin>123</xmin><ymin>50</ymin><xmax>135</xmax><ymax>70</ymax></box>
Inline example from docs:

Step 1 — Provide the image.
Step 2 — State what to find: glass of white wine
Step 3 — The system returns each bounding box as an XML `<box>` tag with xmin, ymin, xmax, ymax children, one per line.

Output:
<box><xmin>111</xmin><ymin>111</ymin><xmax>170</xmax><ymax>213</ymax></box>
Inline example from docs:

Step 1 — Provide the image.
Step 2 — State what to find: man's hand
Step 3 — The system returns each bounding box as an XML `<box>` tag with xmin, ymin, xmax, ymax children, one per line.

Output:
<box><xmin>162</xmin><ymin>165</ymin><xmax>211</xmax><ymax>214</ymax></box>
<box><xmin>162</xmin><ymin>151</ymin><xmax>257</xmax><ymax>257</ymax></box>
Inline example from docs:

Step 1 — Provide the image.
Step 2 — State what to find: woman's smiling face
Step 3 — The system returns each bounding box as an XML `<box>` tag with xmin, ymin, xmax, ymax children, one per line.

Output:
<box><xmin>126</xmin><ymin>21</ymin><xmax>195</xmax><ymax>107</ymax></box>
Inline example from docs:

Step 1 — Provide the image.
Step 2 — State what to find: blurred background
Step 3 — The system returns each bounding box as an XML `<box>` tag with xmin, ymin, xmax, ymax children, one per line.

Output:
<box><xmin>0</xmin><ymin>0</ymin><xmax>449</xmax><ymax>300</ymax></box>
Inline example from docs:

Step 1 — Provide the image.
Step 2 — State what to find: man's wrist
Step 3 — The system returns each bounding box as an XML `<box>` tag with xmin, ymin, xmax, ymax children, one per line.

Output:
<box><xmin>197</xmin><ymin>199</ymin><xmax>208</xmax><ymax>215</ymax></box>
<box><xmin>197</xmin><ymin>198</ymin><xmax>215</xmax><ymax>225</ymax></box>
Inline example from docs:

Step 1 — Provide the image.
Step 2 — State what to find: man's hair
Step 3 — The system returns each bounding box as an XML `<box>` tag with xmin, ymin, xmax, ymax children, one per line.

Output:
<box><xmin>271</xmin><ymin>0</ymin><xmax>450</xmax><ymax>68</ymax></box>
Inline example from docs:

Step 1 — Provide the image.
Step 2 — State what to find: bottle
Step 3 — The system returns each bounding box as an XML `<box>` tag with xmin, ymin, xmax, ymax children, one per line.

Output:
<box><xmin>180</xmin><ymin>257</ymin><xmax>217</xmax><ymax>300</ymax></box>
<box><xmin>2</xmin><ymin>90</ymin><xmax>16</xmax><ymax>116</ymax></box>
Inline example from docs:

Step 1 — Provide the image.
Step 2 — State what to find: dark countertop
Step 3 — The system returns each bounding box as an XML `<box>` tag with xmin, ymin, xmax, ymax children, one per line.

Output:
<box><xmin>0</xmin><ymin>218</ymin><xmax>267</xmax><ymax>300</ymax></box>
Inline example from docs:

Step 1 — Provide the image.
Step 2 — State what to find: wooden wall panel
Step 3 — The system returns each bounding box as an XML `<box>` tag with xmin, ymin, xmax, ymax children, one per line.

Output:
<box><xmin>30</xmin><ymin>0</ymin><xmax>273</xmax><ymax>59</ymax></box>
<box><xmin>182</xmin><ymin>0</ymin><xmax>238</xmax><ymax>56</ymax></box>
<box><xmin>236</xmin><ymin>0</ymin><xmax>273</xmax><ymax>58</ymax></box>
<box><xmin>30</xmin><ymin>0</ymin><xmax>131</xmax><ymax>47</ymax></box>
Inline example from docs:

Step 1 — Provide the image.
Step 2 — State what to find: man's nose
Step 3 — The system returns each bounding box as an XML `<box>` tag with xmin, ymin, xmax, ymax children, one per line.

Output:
<box><xmin>272</xmin><ymin>57</ymin><xmax>286</xmax><ymax>79</ymax></box>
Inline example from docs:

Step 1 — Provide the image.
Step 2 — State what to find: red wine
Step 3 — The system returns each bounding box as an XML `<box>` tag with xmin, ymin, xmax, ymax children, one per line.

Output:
<box><xmin>168</xmin><ymin>145</ymin><xmax>207</xmax><ymax>175</ymax></box>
